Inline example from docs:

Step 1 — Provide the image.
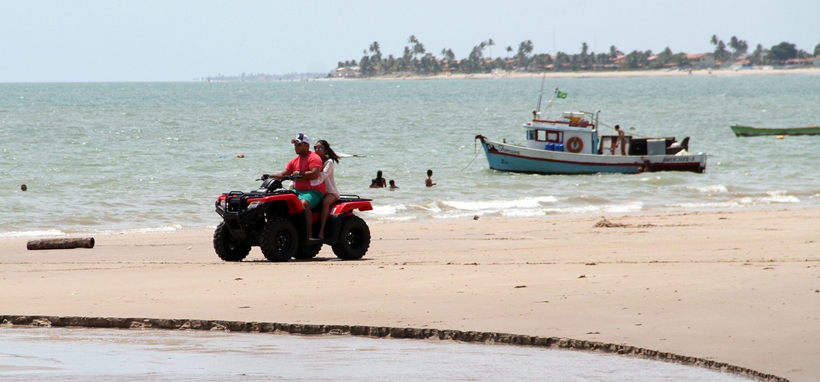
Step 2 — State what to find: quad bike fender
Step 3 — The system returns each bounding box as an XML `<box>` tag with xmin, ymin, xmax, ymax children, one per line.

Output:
<box><xmin>253</xmin><ymin>193</ymin><xmax>305</xmax><ymax>215</ymax></box>
<box><xmin>330</xmin><ymin>201</ymin><xmax>373</xmax><ymax>215</ymax></box>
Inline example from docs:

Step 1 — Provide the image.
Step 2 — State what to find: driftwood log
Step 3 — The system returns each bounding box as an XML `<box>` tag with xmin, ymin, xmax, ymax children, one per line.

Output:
<box><xmin>27</xmin><ymin>237</ymin><xmax>95</xmax><ymax>250</ymax></box>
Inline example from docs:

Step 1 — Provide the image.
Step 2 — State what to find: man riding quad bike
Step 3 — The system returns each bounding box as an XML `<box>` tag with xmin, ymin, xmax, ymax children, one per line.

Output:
<box><xmin>213</xmin><ymin>175</ymin><xmax>373</xmax><ymax>262</ymax></box>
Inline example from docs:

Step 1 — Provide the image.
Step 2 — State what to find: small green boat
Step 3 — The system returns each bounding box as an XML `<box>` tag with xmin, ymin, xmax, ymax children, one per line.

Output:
<box><xmin>730</xmin><ymin>124</ymin><xmax>820</xmax><ymax>137</ymax></box>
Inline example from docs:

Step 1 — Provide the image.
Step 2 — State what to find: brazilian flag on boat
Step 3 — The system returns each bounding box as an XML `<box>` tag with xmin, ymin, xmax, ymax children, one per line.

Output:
<box><xmin>557</xmin><ymin>91</ymin><xmax>568</xmax><ymax>99</ymax></box>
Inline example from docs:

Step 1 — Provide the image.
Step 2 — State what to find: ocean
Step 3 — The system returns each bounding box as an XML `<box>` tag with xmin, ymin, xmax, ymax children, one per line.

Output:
<box><xmin>2</xmin><ymin>74</ymin><xmax>819</xmax><ymax>237</ymax></box>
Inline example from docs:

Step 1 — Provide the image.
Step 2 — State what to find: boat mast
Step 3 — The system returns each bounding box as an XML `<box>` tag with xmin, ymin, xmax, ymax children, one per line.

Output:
<box><xmin>536</xmin><ymin>85</ymin><xmax>559</xmax><ymax>119</ymax></box>
<box><xmin>595</xmin><ymin>110</ymin><xmax>600</xmax><ymax>131</ymax></box>
<box><xmin>535</xmin><ymin>76</ymin><xmax>546</xmax><ymax>113</ymax></box>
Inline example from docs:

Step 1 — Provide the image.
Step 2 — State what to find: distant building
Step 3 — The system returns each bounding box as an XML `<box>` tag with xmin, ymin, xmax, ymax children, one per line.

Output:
<box><xmin>784</xmin><ymin>56</ymin><xmax>820</xmax><ymax>67</ymax></box>
<box><xmin>613</xmin><ymin>54</ymin><xmax>627</xmax><ymax>67</ymax></box>
<box><xmin>685</xmin><ymin>53</ymin><xmax>715</xmax><ymax>68</ymax></box>
<box><xmin>729</xmin><ymin>56</ymin><xmax>752</xmax><ymax>70</ymax></box>
<box><xmin>333</xmin><ymin>66</ymin><xmax>361</xmax><ymax>78</ymax></box>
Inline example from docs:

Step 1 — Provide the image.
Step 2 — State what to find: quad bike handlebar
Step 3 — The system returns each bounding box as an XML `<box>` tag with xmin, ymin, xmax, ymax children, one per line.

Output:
<box><xmin>255</xmin><ymin>174</ymin><xmax>305</xmax><ymax>193</ymax></box>
<box><xmin>258</xmin><ymin>173</ymin><xmax>303</xmax><ymax>182</ymax></box>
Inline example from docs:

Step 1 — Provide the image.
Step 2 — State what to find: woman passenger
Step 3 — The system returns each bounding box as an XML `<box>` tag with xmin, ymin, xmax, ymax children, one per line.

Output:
<box><xmin>311</xmin><ymin>139</ymin><xmax>341</xmax><ymax>239</ymax></box>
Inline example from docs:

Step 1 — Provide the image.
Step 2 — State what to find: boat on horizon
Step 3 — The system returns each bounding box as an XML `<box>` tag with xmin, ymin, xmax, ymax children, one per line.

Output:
<box><xmin>475</xmin><ymin>88</ymin><xmax>707</xmax><ymax>175</ymax></box>
<box><xmin>730</xmin><ymin>124</ymin><xmax>820</xmax><ymax>137</ymax></box>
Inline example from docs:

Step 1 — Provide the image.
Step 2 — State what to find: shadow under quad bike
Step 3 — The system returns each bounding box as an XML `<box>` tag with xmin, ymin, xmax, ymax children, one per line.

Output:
<box><xmin>213</xmin><ymin>175</ymin><xmax>373</xmax><ymax>262</ymax></box>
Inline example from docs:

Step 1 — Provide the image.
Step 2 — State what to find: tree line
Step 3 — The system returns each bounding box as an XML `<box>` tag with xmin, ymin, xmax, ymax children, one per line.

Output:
<box><xmin>335</xmin><ymin>35</ymin><xmax>820</xmax><ymax>76</ymax></box>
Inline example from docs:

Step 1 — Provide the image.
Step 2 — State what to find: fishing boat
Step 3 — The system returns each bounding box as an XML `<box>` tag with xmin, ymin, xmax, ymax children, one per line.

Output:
<box><xmin>730</xmin><ymin>124</ymin><xmax>820</xmax><ymax>137</ymax></box>
<box><xmin>475</xmin><ymin>88</ymin><xmax>707</xmax><ymax>175</ymax></box>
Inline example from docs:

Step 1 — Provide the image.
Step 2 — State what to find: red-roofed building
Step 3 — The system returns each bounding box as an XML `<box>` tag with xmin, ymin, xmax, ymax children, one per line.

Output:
<box><xmin>784</xmin><ymin>56</ymin><xmax>820</xmax><ymax>66</ymax></box>
<box><xmin>685</xmin><ymin>53</ymin><xmax>715</xmax><ymax>68</ymax></box>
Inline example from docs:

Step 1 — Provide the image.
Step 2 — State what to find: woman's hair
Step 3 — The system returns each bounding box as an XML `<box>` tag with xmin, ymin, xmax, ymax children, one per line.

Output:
<box><xmin>376</xmin><ymin>170</ymin><xmax>383</xmax><ymax>179</ymax></box>
<box><xmin>317</xmin><ymin>139</ymin><xmax>340</xmax><ymax>164</ymax></box>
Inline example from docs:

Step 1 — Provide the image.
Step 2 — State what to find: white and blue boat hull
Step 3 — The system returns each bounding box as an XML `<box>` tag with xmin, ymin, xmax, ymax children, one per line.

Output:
<box><xmin>480</xmin><ymin>139</ymin><xmax>706</xmax><ymax>175</ymax></box>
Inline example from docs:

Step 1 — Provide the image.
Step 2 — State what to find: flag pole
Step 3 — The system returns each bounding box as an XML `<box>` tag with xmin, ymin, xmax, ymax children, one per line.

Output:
<box><xmin>544</xmin><ymin>87</ymin><xmax>558</xmax><ymax>113</ymax></box>
<box><xmin>535</xmin><ymin>74</ymin><xmax>547</xmax><ymax>113</ymax></box>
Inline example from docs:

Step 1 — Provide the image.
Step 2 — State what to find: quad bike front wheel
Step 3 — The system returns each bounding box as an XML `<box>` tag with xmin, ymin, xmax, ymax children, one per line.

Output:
<box><xmin>260</xmin><ymin>218</ymin><xmax>298</xmax><ymax>262</ymax></box>
<box><xmin>331</xmin><ymin>215</ymin><xmax>371</xmax><ymax>260</ymax></box>
<box><xmin>213</xmin><ymin>222</ymin><xmax>251</xmax><ymax>262</ymax></box>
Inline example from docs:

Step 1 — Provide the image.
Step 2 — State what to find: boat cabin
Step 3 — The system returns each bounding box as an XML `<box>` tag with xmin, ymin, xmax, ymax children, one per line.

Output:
<box><xmin>523</xmin><ymin>111</ymin><xmax>598</xmax><ymax>154</ymax></box>
<box><xmin>524</xmin><ymin>111</ymin><xmax>688</xmax><ymax>156</ymax></box>
<box><xmin>599</xmin><ymin>135</ymin><xmax>689</xmax><ymax>155</ymax></box>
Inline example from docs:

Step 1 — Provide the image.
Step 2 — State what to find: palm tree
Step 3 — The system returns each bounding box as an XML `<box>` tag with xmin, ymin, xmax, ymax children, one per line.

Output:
<box><xmin>728</xmin><ymin>36</ymin><xmax>748</xmax><ymax>58</ymax></box>
<box><xmin>516</xmin><ymin>40</ymin><xmax>534</xmax><ymax>68</ymax></box>
<box><xmin>506</xmin><ymin>46</ymin><xmax>513</xmax><ymax>59</ymax></box>
<box><xmin>487</xmin><ymin>38</ymin><xmax>495</xmax><ymax>59</ymax></box>
<box><xmin>609</xmin><ymin>45</ymin><xmax>622</xmax><ymax>63</ymax></box>
<box><xmin>413</xmin><ymin>41</ymin><xmax>426</xmax><ymax>59</ymax></box>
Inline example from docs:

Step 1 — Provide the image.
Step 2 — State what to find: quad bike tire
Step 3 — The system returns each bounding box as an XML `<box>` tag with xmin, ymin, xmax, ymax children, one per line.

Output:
<box><xmin>331</xmin><ymin>215</ymin><xmax>371</xmax><ymax>260</ymax></box>
<box><xmin>293</xmin><ymin>244</ymin><xmax>321</xmax><ymax>259</ymax></box>
<box><xmin>260</xmin><ymin>218</ymin><xmax>298</xmax><ymax>262</ymax></box>
<box><xmin>213</xmin><ymin>222</ymin><xmax>251</xmax><ymax>262</ymax></box>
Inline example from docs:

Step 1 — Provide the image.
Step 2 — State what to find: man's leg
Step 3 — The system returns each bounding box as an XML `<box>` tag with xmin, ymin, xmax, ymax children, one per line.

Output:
<box><xmin>300</xmin><ymin>199</ymin><xmax>312</xmax><ymax>238</ymax></box>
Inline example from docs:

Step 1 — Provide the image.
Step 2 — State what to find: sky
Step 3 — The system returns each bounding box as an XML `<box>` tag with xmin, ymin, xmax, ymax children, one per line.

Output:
<box><xmin>1</xmin><ymin>0</ymin><xmax>818</xmax><ymax>82</ymax></box>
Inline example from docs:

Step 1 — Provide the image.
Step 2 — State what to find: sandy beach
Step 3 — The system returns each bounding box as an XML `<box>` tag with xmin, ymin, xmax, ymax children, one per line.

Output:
<box><xmin>1</xmin><ymin>208</ymin><xmax>819</xmax><ymax>381</ymax></box>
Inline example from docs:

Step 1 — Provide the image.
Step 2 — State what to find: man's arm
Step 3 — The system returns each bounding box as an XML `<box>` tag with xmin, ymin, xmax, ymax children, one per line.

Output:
<box><xmin>266</xmin><ymin>170</ymin><xmax>292</xmax><ymax>180</ymax></box>
<box><xmin>300</xmin><ymin>166</ymin><xmax>321</xmax><ymax>180</ymax></box>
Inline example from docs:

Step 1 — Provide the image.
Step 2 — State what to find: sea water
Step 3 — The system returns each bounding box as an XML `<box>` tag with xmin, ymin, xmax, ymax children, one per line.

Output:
<box><xmin>2</xmin><ymin>74</ymin><xmax>819</xmax><ymax>236</ymax></box>
<box><xmin>0</xmin><ymin>327</ymin><xmax>754</xmax><ymax>381</ymax></box>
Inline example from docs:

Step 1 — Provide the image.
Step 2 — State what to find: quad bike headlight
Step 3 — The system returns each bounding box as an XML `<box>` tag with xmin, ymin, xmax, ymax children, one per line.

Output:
<box><xmin>248</xmin><ymin>201</ymin><xmax>259</xmax><ymax>209</ymax></box>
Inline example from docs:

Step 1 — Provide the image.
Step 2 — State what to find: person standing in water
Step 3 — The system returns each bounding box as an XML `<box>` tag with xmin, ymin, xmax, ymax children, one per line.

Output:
<box><xmin>425</xmin><ymin>169</ymin><xmax>436</xmax><ymax>187</ymax></box>
<box><xmin>312</xmin><ymin>139</ymin><xmax>341</xmax><ymax>239</ymax></box>
<box><xmin>370</xmin><ymin>170</ymin><xmax>386</xmax><ymax>188</ymax></box>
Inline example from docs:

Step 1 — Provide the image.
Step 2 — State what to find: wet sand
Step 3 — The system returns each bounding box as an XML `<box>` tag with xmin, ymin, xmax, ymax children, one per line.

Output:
<box><xmin>1</xmin><ymin>208</ymin><xmax>819</xmax><ymax>381</ymax></box>
<box><xmin>0</xmin><ymin>327</ymin><xmax>755</xmax><ymax>381</ymax></box>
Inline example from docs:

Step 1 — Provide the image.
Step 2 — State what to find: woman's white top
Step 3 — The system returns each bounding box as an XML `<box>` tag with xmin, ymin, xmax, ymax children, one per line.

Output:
<box><xmin>311</xmin><ymin>159</ymin><xmax>340</xmax><ymax>198</ymax></box>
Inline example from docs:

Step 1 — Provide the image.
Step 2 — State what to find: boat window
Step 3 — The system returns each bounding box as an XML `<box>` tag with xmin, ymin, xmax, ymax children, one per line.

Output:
<box><xmin>528</xmin><ymin>130</ymin><xmax>535</xmax><ymax>140</ymax></box>
<box><xmin>535</xmin><ymin>130</ymin><xmax>563</xmax><ymax>143</ymax></box>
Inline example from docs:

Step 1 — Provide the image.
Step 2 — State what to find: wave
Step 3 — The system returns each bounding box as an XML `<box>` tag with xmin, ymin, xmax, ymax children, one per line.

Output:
<box><xmin>760</xmin><ymin>191</ymin><xmax>800</xmax><ymax>204</ymax></box>
<box><xmin>441</xmin><ymin>196</ymin><xmax>558</xmax><ymax>211</ymax></box>
<box><xmin>0</xmin><ymin>229</ymin><xmax>67</xmax><ymax>239</ymax></box>
<box><xmin>0</xmin><ymin>224</ymin><xmax>186</xmax><ymax>239</ymax></box>
<box><xmin>362</xmin><ymin>198</ymin><xmax>641</xmax><ymax>220</ymax></box>
<box><xmin>690</xmin><ymin>185</ymin><xmax>729</xmax><ymax>194</ymax></box>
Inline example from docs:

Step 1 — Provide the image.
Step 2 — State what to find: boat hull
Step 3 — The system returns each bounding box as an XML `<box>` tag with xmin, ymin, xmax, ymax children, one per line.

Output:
<box><xmin>480</xmin><ymin>139</ymin><xmax>706</xmax><ymax>174</ymax></box>
<box><xmin>730</xmin><ymin>125</ymin><xmax>820</xmax><ymax>137</ymax></box>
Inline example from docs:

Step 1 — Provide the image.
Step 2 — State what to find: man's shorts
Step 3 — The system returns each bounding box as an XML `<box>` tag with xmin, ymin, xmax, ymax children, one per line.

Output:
<box><xmin>294</xmin><ymin>189</ymin><xmax>324</xmax><ymax>209</ymax></box>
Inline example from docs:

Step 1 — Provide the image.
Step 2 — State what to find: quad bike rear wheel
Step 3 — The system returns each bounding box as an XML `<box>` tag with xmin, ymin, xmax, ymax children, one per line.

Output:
<box><xmin>213</xmin><ymin>222</ymin><xmax>251</xmax><ymax>262</ymax></box>
<box><xmin>260</xmin><ymin>218</ymin><xmax>298</xmax><ymax>262</ymax></box>
<box><xmin>331</xmin><ymin>215</ymin><xmax>371</xmax><ymax>260</ymax></box>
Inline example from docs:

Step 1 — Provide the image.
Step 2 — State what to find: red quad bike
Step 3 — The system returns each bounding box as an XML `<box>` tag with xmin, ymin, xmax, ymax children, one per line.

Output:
<box><xmin>213</xmin><ymin>175</ymin><xmax>373</xmax><ymax>262</ymax></box>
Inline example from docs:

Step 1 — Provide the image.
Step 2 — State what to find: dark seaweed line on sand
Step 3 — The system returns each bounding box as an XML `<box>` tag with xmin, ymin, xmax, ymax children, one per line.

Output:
<box><xmin>1</xmin><ymin>315</ymin><xmax>786</xmax><ymax>382</ymax></box>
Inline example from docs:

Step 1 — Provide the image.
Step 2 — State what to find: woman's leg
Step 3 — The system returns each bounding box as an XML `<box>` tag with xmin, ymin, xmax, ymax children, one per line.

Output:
<box><xmin>318</xmin><ymin>194</ymin><xmax>338</xmax><ymax>239</ymax></box>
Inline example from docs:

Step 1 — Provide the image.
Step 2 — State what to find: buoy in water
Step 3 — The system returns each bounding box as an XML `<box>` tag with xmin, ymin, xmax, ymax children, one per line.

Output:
<box><xmin>776</xmin><ymin>135</ymin><xmax>785</xmax><ymax>140</ymax></box>
<box><xmin>237</xmin><ymin>153</ymin><xmax>245</xmax><ymax>158</ymax></box>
